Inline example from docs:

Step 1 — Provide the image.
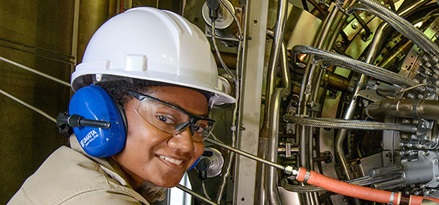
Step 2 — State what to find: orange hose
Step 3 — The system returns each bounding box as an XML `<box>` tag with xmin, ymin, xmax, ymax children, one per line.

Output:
<box><xmin>295</xmin><ymin>168</ymin><xmax>439</xmax><ymax>205</ymax></box>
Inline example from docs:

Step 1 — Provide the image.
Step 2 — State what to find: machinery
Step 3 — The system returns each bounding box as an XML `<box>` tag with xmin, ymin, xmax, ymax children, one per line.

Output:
<box><xmin>186</xmin><ymin>0</ymin><xmax>439</xmax><ymax>204</ymax></box>
<box><xmin>4</xmin><ymin>0</ymin><xmax>439</xmax><ymax>204</ymax></box>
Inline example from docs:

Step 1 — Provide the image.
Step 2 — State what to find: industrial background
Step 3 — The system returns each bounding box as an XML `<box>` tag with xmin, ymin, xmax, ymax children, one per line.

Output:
<box><xmin>3</xmin><ymin>0</ymin><xmax>439</xmax><ymax>204</ymax></box>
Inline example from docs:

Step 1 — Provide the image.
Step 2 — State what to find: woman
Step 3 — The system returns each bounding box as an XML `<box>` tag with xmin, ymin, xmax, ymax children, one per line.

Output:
<box><xmin>8</xmin><ymin>7</ymin><xmax>234</xmax><ymax>204</ymax></box>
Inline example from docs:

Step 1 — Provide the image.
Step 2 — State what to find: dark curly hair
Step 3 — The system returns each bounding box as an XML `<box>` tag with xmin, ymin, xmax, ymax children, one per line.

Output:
<box><xmin>95</xmin><ymin>75</ymin><xmax>211</xmax><ymax>109</ymax></box>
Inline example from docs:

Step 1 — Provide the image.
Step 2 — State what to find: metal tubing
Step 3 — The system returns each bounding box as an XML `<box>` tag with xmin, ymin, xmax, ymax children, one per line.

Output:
<box><xmin>264</xmin><ymin>0</ymin><xmax>288</xmax><ymax>118</ymax></box>
<box><xmin>206</xmin><ymin>138</ymin><xmax>287</xmax><ymax>171</ymax></box>
<box><xmin>366</xmin><ymin>99</ymin><xmax>439</xmax><ymax>120</ymax></box>
<box><xmin>258</xmin><ymin>0</ymin><xmax>288</xmax><ymax>204</ymax></box>
<box><xmin>296</xmin><ymin>3</ymin><xmax>349</xmax><ymax>204</ymax></box>
<box><xmin>265</xmin><ymin>89</ymin><xmax>285</xmax><ymax>205</ymax></box>
<box><xmin>350</xmin><ymin>1</ymin><xmax>439</xmax><ymax>56</ymax></box>
<box><xmin>334</xmin><ymin>0</ymin><xmax>430</xmax><ymax>183</ymax></box>
<box><xmin>176</xmin><ymin>185</ymin><xmax>218</xmax><ymax>205</ymax></box>
<box><xmin>364</xmin><ymin>0</ymin><xmax>429</xmax><ymax>63</ymax></box>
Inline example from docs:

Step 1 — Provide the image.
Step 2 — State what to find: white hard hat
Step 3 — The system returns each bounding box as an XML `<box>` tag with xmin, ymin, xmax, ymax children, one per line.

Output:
<box><xmin>71</xmin><ymin>7</ymin><xmax>235</xmax><ymax>105</ymax></box>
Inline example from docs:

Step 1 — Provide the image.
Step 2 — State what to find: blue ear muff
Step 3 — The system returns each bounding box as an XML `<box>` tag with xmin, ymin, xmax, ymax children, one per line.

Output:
<box><xmin>188</xmin><ymin>157</ymin><xmax>201</xmax><ymax>171</ymax></box>
<box><xmin>69</xmin><ymin>85</ymin><xmax>126</xmax><ymax>157</ymax></box>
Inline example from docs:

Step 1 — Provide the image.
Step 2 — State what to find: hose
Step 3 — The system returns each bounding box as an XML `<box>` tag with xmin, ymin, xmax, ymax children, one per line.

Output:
<box><xmin>283</xmin><ymin>114</ymin><xmax>418</xmax><ymax>133</ymax></box>
<box><xmin>209</xmin><ymin>137</ymin><xmax>439</xmax><ymax>205</ymax></box>
<box><xmin>295</xmin><ymin>167</ymin><xmax>439</xmax><ymax>205</ymax></box>
<box><xmin>281</xmin><ymin>174</ymin><xmax>400</xmax><ymax>193</ymax></box>
<box><xmin>332</xmin><ymin>0</ymin><xmax>430</xmax><ymax>197</ymax></box>
<box><xmin>291</xmin><ymin>45</ymin><xmax>419</xmax><ymax>88</ymax></box>
<box><xmin>348</xmin><ymin>1</ymin><xmax>439</xmax><ymax>56</ymax></box>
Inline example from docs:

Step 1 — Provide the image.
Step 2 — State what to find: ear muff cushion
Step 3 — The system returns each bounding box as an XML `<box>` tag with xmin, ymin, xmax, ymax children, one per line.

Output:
<box><xmin>69</xmin><ymin>85</ymin><xmax>126</xmax><ymax>157</ymax></box>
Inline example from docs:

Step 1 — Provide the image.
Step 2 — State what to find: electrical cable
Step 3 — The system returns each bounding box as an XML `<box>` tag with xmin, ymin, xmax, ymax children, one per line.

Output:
<box><xmin>0</xmin><ymin>56</ymin><xmax>71</xmax><ymax>87</ymax></box>
<box><xmin>218</xmin><ymin>0</ymin><xmax>243</xmax><ymax>36</ymax></box>
<box><xmin>0</xmin><ymin>37</ymin><xmax>76</xmax><ymax>65</ymax></box>
<box><xmin>205</xmin><ymin>1</ymin><xmax>243</xmax><ymax>203</ymax></box>
<box><xmin>0</xmin><ymin>88</ymin><xmax>56</xmax><ymax>123</ymax></box>
<box><xmin>211</xmin><ymin>21</ymin><xmax>236</xmax><ymax>81</ymax></box>
<box><xmin>201</xmin><ymin>181</ymin><xmax>212</xmax><ymax>200</ymax></box>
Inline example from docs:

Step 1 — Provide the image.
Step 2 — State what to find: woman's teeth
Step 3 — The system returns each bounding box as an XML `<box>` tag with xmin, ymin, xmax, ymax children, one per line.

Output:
<box><xmin>160</xmin><ymin>156</ymin><xmax>183</xmax><ymax>165</ymax></box>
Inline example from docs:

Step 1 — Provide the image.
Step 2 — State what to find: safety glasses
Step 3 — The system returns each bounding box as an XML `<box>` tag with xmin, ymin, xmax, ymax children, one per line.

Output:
<box><xmin>127</xmin><ymin>91</ymin><xmax>215</xmax><ymax>142</ymax></box>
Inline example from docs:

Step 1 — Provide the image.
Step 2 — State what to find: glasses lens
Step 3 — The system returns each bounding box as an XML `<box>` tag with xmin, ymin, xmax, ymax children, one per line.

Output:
<box><xmin>135</xmin><ymin>97</ymin><xmax>214</xmax><ymax>142</ymax></box>
<box><xmin>191</xmin><ymin>120</ymin><xmax>215</xmax><ymax>141</ymax></box>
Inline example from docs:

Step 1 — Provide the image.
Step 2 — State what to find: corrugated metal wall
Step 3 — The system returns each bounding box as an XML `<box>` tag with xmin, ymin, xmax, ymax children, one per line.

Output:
<box><xmin>0</xmin><ymin>1</ymin><xmax>186</xmax><ymax>204</ymax></box>
<box><xmin>0</xmin><ymin>1</ymin><xmax>74</xmax><ymax>203</ymax></box>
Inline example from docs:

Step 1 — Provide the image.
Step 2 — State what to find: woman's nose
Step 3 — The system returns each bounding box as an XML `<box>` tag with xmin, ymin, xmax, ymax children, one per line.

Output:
<box><xmin>168</xmin><ymin>126</ymin><xmax>195</xmax><ymax>152</ymax></box>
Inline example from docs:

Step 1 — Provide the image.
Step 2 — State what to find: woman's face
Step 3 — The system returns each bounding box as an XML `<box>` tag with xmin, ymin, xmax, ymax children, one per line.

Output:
<box><xmin>113</xmin><ymin>86</ymin><xmax>208</xmax><ymax>188</ymax></box>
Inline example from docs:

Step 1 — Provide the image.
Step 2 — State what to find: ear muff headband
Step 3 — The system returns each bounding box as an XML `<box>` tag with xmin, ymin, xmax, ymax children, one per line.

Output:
<box><xmin>69</xmin><ymin>85</ymin><xmax>126</xmax><ymax>157</ymax></box>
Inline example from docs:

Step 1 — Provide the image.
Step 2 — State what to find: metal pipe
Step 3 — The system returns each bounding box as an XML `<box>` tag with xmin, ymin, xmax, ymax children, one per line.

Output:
<box><xmin>206</xmin><ymin>138</ymin><xmax>287</xmax><ymax>171</ymax></box>
<box><xmin>366</xmin><ymin>99</ymin><xmax>439</xmax><ymax>120</ymax></box>
<box><xmin>364</xmin><ymin>0</ymin><xmax>429</xmax><ymax>63</ymax></box>
<box><xmin>296</xmin><ymin>3</ymin><xmax>349</xmax><ymax>203</ymax></box>
<box><xmin>257</xmin><ymin>0</ymin><xmax>288</xmax><ymax>204</ymax></box>
<box><xmin>264</xmin><ymin>41</ymin><xmax>290</xmax><ymax>205</ymax></box>
<box><xmin>176</xmin><ymin>185</ymin><xmax>218</xmax><ymax>205</ymax></box>
<box><xmin>264</xmin><ymin>0</ymin><xmax>288</xmax><ymax>118</ymax></box>
<box><xmin>334</xmin><ymin>0</ymin><xmax>430</xmax><ymax>182</ymax></box>
<box><xmin>265</xmin><ymin>89</ymin><xmax>285</xmax><ymax>205</ymax></box>
<box><xmin>349</xmin><ymin>1</ymin><xmax>439</xmax><ymax>56</ymax></box>
<box><xmin>297</xmin><ymin>3</ymin><xmax>339</xmax><ymax>178</ymax></box>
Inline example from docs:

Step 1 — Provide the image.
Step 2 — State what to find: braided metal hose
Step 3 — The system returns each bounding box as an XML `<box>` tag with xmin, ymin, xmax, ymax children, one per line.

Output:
<box><xmin>291</xmin><ymin>45</ymin><xmax>419</xmax><ymax>88</ymax></box>
<box><xmin>283</xmin><ymin>114</ymin><xmax>417</xmax><ymax>133</ymax></box>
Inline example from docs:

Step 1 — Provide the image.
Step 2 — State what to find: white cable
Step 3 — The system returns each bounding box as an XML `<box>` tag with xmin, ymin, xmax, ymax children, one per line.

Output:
<box><xmin>0</xmin><ymin>88</ymin><xmax>56</xmax><ymax>123</ymax></box>
<box><xmin>201</xmin><ymin>181</ymin><xmax>212</xmax><ymax>200</ymax></box>
<box><xmin>0</xmin><ymin>56</ymin><xmax>70</xmax><ymax>87</ymax></box>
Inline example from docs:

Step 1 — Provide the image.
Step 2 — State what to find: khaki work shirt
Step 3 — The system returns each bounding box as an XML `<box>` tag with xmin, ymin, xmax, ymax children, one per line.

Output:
<box><xmin>8</xmin><ymin>135</ymin><xmax>165</xmax><ymax>205</ymax></box>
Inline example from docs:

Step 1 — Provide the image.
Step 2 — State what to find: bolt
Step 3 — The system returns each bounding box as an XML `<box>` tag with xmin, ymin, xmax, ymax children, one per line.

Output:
<box><xmin>352</xmin><ymin>22</ymin><xmax>359</xmax><ymax>29</ymax></box>
<box><xmin>335</xmin><ymin>41</ymin><xmax>342</xmax><ymax>48</ymax></box>
<box><xmin>426</xmin><ymin>62</ymin><xmax>432</xmax><ymax>68</ymax></box>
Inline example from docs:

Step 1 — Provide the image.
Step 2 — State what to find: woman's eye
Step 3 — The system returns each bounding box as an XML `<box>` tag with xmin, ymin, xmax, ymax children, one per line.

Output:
<box><xmin>157</xmin><ymin>115</ymin><xmax>175</xmax><ymax>124</ymax></box>
<box><xmin>193</xmin><ymin>125</ymin><xmax>205</xmax><ymax>133</ymax></box>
